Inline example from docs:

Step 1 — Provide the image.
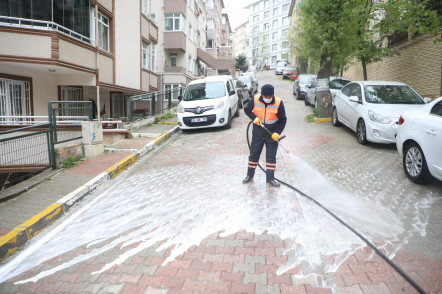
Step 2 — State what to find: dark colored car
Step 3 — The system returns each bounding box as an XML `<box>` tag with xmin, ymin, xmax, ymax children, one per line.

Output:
<box><xmin>282</xmin><ymin>66</ymin><xmax>299</xmax><ymax>80</ymax></box>
<box><xmin>234</xmin><ymin>79</ymin><xmax>250</xmax><ymax>108</ymax></box>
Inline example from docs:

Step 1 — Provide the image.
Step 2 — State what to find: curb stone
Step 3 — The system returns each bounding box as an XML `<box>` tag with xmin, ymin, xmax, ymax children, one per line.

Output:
<box><xmin>0</xmin><ymin>126</ymin><xmax>181</xmax><ymax>261</ymax></box>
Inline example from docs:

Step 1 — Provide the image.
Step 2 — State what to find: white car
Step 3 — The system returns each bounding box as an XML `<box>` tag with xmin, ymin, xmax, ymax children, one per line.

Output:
<box><xmin>177</xmin><ymin>75</ymin><xmax>240</xmax><ymax>130</ymax></box>
<box><xmin>274</xmin><ymin>61</ymin><xmax>287</xmax><ymax>75</ymax></box>
<box><xmin>396</xmin><ymin>97</ymin><xmax>442</xmax><ymax>183</ymax></box>
<box><xmin>332</xmin><ymin>81</ymin><xmax>429</xmax><ymax>144</ymax></box>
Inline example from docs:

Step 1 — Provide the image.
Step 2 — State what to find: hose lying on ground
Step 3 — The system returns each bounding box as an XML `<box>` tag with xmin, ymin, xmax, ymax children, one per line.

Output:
<box><xmin>246</xmin><ymin>121</ymin><xmax>426</xmax><ymax>294</ymax></box>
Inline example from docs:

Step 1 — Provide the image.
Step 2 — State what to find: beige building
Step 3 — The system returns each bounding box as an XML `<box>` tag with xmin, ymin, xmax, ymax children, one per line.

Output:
<box><xmin>233</xmin><ymin>21</ymin><xmax>249</xmax><ymax>57</ymax></box>
<box><xmin>0</xmin><ymin>0</ymin><xmax>159</xmax><ymax>121</ymax></box>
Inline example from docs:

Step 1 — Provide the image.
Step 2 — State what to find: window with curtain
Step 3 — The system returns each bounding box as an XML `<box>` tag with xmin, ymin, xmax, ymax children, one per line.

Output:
<box><xmin>165</xmin><ymin>13</ymin><xmax>185</xmax><ymax>32</ymax></box>
<box><xmin>97</xmin><ymin>12</ymin><xmax>109</xmax><ymax>51</ymax></box>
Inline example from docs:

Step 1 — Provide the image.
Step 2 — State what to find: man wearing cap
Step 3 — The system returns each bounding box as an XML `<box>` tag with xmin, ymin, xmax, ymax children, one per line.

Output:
<box><xmin>243</xmin><ymin>84</ymin><xmax>287</xmax><ymax>187</ymax></box>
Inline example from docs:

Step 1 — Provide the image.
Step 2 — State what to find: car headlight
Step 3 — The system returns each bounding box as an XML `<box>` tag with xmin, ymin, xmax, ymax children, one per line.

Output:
<box><xmin>177</xmin><ymin>104</ymin><xmax>184</xmax><ymax>113</ymax></box>
<box><xmin>216</xmin><ymin>101</ymin><xmax>225</xmax><ymax>109</ymax></box>
<box><xmin>368</xmin><ymin>110</ymin><xmax>391</xmax><ymax>124</ymax></box>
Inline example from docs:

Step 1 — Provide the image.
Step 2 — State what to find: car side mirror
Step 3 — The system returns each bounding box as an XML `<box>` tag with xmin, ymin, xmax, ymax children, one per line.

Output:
<box><xmin>423</xmin><ymin>97</ymin><xmax>432</xmax><ymax>103</ymax></box>
<box><xmin>348</xmin><ymin>96</ymin><xmax>359</xmax><ymax>103</ymax></box>
<box><xmin>229</xmin><ymin>90</ymin><xmax>236</xmax><ymax>96</ymax></box>
<box><xmin>178</xmin><ymin>95</ymin><xmax>183</xmax><ymax>101</ymax></box>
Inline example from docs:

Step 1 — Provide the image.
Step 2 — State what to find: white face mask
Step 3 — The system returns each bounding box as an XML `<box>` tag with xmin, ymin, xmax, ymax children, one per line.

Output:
<box><xmin>263</xmin><ymin>97</ymin><xmax>273</xmax><ymax>103</ymax></box>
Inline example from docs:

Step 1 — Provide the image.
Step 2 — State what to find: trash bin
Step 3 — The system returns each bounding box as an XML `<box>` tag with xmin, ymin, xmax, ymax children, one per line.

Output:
<box><xmin>267</xmin><ymin>66</ymin><xmax>270</xmax><ymax>71</ymax></box>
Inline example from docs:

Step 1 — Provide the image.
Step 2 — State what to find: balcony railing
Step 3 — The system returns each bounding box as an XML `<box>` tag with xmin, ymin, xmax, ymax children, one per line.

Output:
<box><xmin>0</xmin><ymin>15</ymin><xmax>94</xmax><ymax>45</ymax></box>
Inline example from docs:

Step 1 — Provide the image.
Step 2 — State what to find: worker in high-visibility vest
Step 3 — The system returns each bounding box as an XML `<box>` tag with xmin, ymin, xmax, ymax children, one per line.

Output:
<box><xmin>243</xmin><ymin>84</ymin><xmax>287</xmax><ymax>187</ymax></box>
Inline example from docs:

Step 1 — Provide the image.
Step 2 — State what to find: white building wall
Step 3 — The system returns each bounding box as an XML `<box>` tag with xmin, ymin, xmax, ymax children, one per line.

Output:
<box><xmin>114</xmin><ymin>0</ymin><xmax>141</xmax><ymax>89</ymax></box>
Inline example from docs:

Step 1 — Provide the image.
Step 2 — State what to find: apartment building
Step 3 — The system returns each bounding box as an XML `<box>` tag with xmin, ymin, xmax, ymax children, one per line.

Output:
<box><xmin>245</xmin><ymin>0</ymin><xmax>292</xmax><ymax>70</ymax></box>
<box><xmin>0</xmin><ymin>0</ymin><xmax>159</xmax><ymax>121</ymax></box>
<box><xmin>203</xmin><ymin>0</ymin><xmax>235</xmax><ymax>76</ymax></box>
<box><xmin>233</xmin><ymin>21</ymin><xmax>249</xmax><ymax>57</ymax></box>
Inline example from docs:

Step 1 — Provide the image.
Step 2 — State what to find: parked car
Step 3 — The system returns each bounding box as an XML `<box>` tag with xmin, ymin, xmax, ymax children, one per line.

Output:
<box><xmin>293</xmin><ymin>74</ymin><xmax>316</xmax><ymax>100</ymax></box>
<box><xmin>396</xmin><ymin>96</ymin><xmax>442</xmax><ymax>184</ymax></box>
<box><xmin>274</xmin><ymin>61</ymin><xmax>287</xmax><ymax>75</ymax></box>
<box><xmin>177</xmin><ymin>75</ymin><xmax>240</xmax><ymax>130</ymax></box>
<box><xmin>305</xmin><ymin>77</ymin><xmax>351</xmax><ymax>107</ymax></box>
<box><xmin>332</xmin><ymin>81</ymin><xmax>429</xmax><ymax>145</ymax></box>
<box><xmin>329</xmin><ymin>78</ymin><xmax>351</xmax><ymax>98</ymax></box>
<box><xmin>241</xmin><ymin>72</ymin><xmax>258</xmax><ymax>88</ymax></box>
<box><xmin>282</xmin><ymin>66</ymin><xmax>299</xmax><ymax>80</ymax></box>
<box><xmin>234</xmin><ymin>79</ymin><xmax>250</xmax><ymax>108</ymax></box>
<box><xmin>237</xmin><ymin>75</ymin><xmax>257</xmax><ymax>95</ymax></box>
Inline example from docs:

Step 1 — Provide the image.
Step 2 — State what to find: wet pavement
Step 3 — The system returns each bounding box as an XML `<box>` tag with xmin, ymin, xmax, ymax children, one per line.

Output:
<box><xmin>0</xmin><ymin>71</ymin><xmax>441</xmax><ymax>293</ymax></box>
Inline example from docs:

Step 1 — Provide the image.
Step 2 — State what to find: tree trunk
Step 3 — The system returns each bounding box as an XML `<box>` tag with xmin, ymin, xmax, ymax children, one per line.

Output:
<box><xmin>362</xmin><ymin>58</ymin><xmax>368</xmax><ymax>81</ymax></box>
<box><xmin>316</xmin><ymin>55</ymin><xmax>333</xmax><ymax>118</ymax></box>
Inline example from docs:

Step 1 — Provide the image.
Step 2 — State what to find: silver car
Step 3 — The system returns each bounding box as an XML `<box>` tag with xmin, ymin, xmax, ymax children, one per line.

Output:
<box><xmin>274</xmin><ymin>61</ymin><xmax>287</xmax><ymax>75</ymax></box>
<box><xmin>293</xmin><ymin>74</ymin><xmax>317</xmax><ymax>101</ymax></box>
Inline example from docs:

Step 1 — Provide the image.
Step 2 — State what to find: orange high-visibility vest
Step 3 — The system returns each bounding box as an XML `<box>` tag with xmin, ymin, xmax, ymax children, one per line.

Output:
<box><xmin>252</xmin><ymin>94</ymin><xmax>282</xmax><ymax>125</ymax></box>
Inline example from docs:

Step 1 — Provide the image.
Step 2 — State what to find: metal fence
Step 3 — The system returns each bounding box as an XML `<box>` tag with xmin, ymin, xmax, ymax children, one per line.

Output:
<box><xmin>0</xmin><ymin>123</ymin><xmax>53</xmax><ymax>190</ymax></box>
<box><xmin>128</xmin><ymin>87</ymin><xmax>185</xmax><ymax>122</ymax></box>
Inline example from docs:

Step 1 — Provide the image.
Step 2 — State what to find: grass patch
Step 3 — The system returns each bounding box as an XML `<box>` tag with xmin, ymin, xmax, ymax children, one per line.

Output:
<box><xmin>62</xmin><ymin>156</ymin><xmax>80</xmax><ymax>168</ymax></box>
<box><xmin>305</xmin><ymin>108</ymin><xmax>318</xmax><ymax>123</ymax></box>
<box><xmin>155</xmin><ymin>111</ymin><xmax>176</xmax><ymax>123</ymax></box>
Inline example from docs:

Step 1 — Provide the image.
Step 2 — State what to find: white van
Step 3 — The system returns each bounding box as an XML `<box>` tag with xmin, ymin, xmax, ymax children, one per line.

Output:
<box><xmin>177</xmin><ymin>75</ymin><xmax>240</xmax><ymax>130</ymax></box>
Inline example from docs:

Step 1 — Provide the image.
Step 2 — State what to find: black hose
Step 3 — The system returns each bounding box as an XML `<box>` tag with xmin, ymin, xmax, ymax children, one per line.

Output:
<box><xmin>246</xmin><ymin>121</ymin><xmax>426</xmax><ymax>294</ymax></box>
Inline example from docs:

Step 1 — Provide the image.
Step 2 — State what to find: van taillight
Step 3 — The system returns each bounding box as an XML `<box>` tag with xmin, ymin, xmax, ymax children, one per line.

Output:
<box><xmin>398</xmin><ymin>116</ymin><xmax>404</xmax><ymax>125</ymax></box>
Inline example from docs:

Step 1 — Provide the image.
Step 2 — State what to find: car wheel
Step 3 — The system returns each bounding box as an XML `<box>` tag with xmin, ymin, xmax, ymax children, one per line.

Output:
<box><xmin>234</xmin><ymin>103</ymin><xmax>240</xmax><ymax>117</ymax></box>
<box><xmin>356</xmin><ymin>119</ymin><xmax>367</xmax><ymax>145</ymax></box>
<box><xmin>332</xmin><ymin>107</ymin><xmax>341</xmax><ymax>127</ymax></box>
<box><xmin>403</xmin><ymin>142</ymin><xmax>433</xmax><ymax>184</ymax></box>
<box><xmin>224</xmin><ymin>110</ymin><xmax>232</xmax><ymax>129</ymax></box>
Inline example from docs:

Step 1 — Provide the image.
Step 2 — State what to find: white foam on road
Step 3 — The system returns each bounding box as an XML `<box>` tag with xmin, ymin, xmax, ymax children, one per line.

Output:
<box><xmin>0</xmin><ymin>154</ymin><xmax>435</xmax><ymax>290</ymax></box>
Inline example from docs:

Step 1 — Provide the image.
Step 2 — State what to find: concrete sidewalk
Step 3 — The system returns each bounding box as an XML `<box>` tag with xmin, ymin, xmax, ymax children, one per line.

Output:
<box><xmin>0</xmin><ymin>120</ymin><xmax>180</xmax><ymax>261</ymax></box>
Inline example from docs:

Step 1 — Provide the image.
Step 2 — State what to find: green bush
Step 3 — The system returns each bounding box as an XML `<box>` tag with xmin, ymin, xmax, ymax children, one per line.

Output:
<box><xmin>155</xmin><ymin>111</ymin><xmax>176</xmax><ymax>123</ymax></box>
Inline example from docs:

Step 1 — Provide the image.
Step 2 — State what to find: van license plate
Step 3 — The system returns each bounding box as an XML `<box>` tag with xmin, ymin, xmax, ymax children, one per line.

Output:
<box><xmin>191</xmin><ymin>117</ymin><xmax>207</xmax><ymax>123</ymax></box>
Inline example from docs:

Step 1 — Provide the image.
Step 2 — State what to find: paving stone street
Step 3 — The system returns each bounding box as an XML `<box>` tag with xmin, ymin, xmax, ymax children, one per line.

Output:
<box><xmin>0</xmin><ymin>71</ymin><xmax>441</xmax><ymax>294</ymax></box>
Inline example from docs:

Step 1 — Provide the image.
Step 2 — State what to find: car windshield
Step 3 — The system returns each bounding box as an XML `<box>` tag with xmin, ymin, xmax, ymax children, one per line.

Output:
<box><xmin>238</xmin><ymin>76</ymin><xmax>251</xmax><ymax>83</ymax></box>
<box><xmin>276</xmin><ymin>62</ymin><xmax>286</xmax><ymax>67</ymax></box>
<box><xmin>284</xmin><ymin>67</ymin><xmax>296</xmax><ymax>71</ymax></box>
<box><xmin>330</xmin><ymin>79</ymin><xmax>350</xmax><ymax>89</ymax></box>
<box><xmin>184</xmin><ymin>81</ymin><xmax>226</xmax><ymax>101</ymax></box>
<box><xmin>364</xmin><ymin>85</ymin><xmax>424</xmax><ymax>104</ymax></box>
<box><xmin>299</xmin><ymin>76</ymin><xmax>315</xmax><ymax>84</ymax></box>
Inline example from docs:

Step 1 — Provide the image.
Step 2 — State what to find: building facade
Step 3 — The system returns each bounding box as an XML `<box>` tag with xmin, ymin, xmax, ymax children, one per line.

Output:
<box><xmin>233</xmin><ymin>21</ymin><xmax>249</xmax><ymax>57</ymax></box>
<box><xmin>0</xmin><ymin>0</ymin><xmax>235</xmax><ymax>121</ymax></box>
<box><xmin>0</xmin><ymin>0</ymin><xmax>159</xmax><ymax>120</ymax></box>
<box><xmin>245</xmin><ymin>0</ymin><xmax>292</xmax><ymax>70</ymax></box>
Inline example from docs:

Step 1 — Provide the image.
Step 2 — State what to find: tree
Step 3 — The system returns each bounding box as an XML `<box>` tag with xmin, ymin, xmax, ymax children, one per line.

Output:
<box><xmin>235</xmin><ymin>54</ymin><xmax>248</xmax><ymax>73</ymax></box>
<box><xmin>354</xmin><ymin>0</ymin><xmax>440</xmax><ymax>80</ymax></box>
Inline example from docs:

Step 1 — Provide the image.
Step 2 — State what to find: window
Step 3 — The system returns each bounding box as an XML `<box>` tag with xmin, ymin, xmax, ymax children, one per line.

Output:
<box><xmin>207</xmin><ymin>19</ymin><xmax>214</xmax><ymax>29</ymax></box>
<box><xmin>170</xmin><ymin>53</ymin><xmax>177</xmax><ymax>66</ymax></box>
<box><xmin>264</xmin><ymin>0</ymin><xmax>269</xmax><ymax>8</ymax></box>
<box><xmin>264</xmin><ymin>11</ymin><xmax>269</xmax><ymax>19</ymax></box>
<box><xmin>111</xmin><ymin>93</ymin><xmax>128</xmax><ymax>119</ymax></box>
<box><xmin>271</xmin><ymin>55</ymin><xmax>277</xmax><ymax>63</ymax></box>
<box><xmin>151</xmin><ymin>44</ymin><xmax>156</xmax><ymax>72</ymax></box>
<box><xmin>272</xmin><ymin>19</ymin><xmax>278</xmax><ymax>28</ymax></box>
<box><xmin>206</xmin><ymin>0</ymin><xmax>214</xmax><ymax>9</ymax></box>
<box><xmin>226</xmin><ymin>80</ymin><xmax>233</xmax><ymax>94</ymax></box>
<box><xmin>263</xmin><ymin>23</ymin><xmax>269</xmax><ymax>31</ymax></box>
<box><xmin>431</xmin><ymin>101</ymin><xmax>442</xmax><ymax>116</ymax></box>
<box><xmin>272</xmin><ymin>31</ymin><xmax>278</xmax><ymax>40</ymax></box>
<box><xmin>253</xmin><ymin>4</ymin><xmax>259</xmax><ymax>13</ymax></box>
<box><xmin>253</xmin><ymin>15</ymin><xmax>259</xmax><ymax>23</ymax></box>
<box><xmin>273</xmin><ymin>8</ymin><xmax>278</xmax><ymax>16</ymax></box>
<box><xmin>97</xmin><ymin>12</ymin><xmax>109</xmax><ymax>51</ymax></box>
<box><xmin>282</xmin><ymin>17</ymin><xmax>289</xmax><ymax>26</ymax></box>
<box><xmin>253</xmin><ymin>26</ymin><xmax>259</xmax><ymax>35</ymax></box>
<box><xmin>272</xmin><ymin>44</ymin><xmax>277</xmax><ymax>51</ymax></box>
<box><xmin>263</xmin><ymin>34</ymin><xmax>269</xmax><ymax>42</ymax></box>
<box><xmin>282</xmin><ymin>28</ymin><xmax>288</xmax><ymax>37</ymax></box>
<box><xmin>165</xmin><ymin>13</ymin><xmax>185</xmax><ymax>32</ymax></box>
<box><xmin>273</xmin><ymin>0</ymin><xmax>279</xmax><ymax>4</ymax></box>
<box><xmin>142</xmin><ymin>0</ymin><xmax>149</xmax><ymax>16</ymax></box>
<box><xmin>61</xmin><ymin>86</ymin><xmax>84</xmax><ymax>117</ymax></box>
<box><xmin>282</xmin><ymin>41</ymin><xmax>288</xmax><ymax>48</ymax></box>
<box><xmin>282</xmin><ymin>4</ymin><xmax>289</xmax><ymax>12</ymax></box>
<box><xmin>253</xmin><ymin>37</ymin><xmax>259</xmax><ymax>46</ymax></box>
<box><xmin>207</xmin><ymin>39</ymin><xmax>213</xmax><ymax>48</ymax></box>
<box><xmin>142</xmin><ymin>42</ymin><xmax>149</xmax><ymax>69</ymax></box>
<box><xmin>164</xmin><ymin>84</ymin><xmax>183</xmax><ymax>101</ymax></box>
<box><xmin>0</xmin><ymin>77</ymin><xmax>31</xmax><ymax>124</ymax></box>
<box><xmin>142</xmin><ymin>43</ymin><xmax>156</xmax><ymax>71</ymax></box>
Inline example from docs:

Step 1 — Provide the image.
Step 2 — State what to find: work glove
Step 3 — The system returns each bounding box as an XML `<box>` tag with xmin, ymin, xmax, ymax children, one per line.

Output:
<box><xmin>271</xmin><ymin>133</ymin><xmax>280</xmax><ymax>141</ymax></box>
<box><xmin>253</xmin><ymin>117</ymin><xmax>261</xmax><ymax>126</ymax></box>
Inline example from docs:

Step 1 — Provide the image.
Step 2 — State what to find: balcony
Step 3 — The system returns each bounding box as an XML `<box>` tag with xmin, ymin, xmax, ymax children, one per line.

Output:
<box><xmin>164</xmin><ymin>31</ymin><xmax>186</xmax><ymax>52</ymax></box>
<box><xmin>164</xmin><ymin>0</ymin><xmax>187</xmax><ymax>17</ymax></box>
<box><xmin>164</xmin><ymin>66</ymin><xmax>186</xmax><ymax>74</ymax></box>
<box><xmin>218</xmin><ymin>46</ymin><xmax>233</xmax><ymax>57</ymax></box>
